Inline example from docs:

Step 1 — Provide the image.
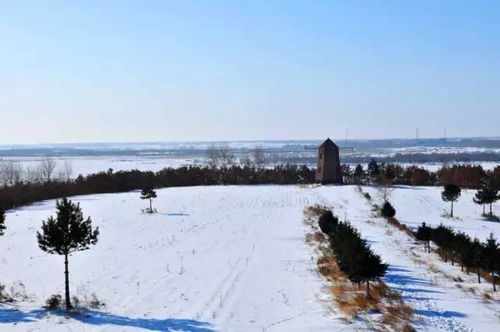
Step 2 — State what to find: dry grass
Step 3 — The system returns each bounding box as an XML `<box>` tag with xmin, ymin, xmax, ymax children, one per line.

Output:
<box><xmin>317</xmin><ymin>256</ymin><xmax>341</xmax><ymax>280</ymax></box>
<box><xmin>305</xmin><ymin>204</ymin><xmax>331</xmax><ymax>218</ymax></box>
<box><xmin>336</xmin><ymin>292</ymin><xmax>382</xmax><ymax>317</ymax></box>
<box><xmin>387</xmin><ymin>217</ymin><xmax>414</xmax><ymax>237</ymax></box>
<box><xmin>304</xmin><ymin>206</ymin><xmax>415</xmax><ymax>331</ymax></box>
<box><xmin>306</xmin><ymin>232</ymin><xmax>326</xmax><ymax>245</ymax></box>
<box><xmin>381</xmin><ymin>303</ymin><xmax>414</xmax><ymax>330</ymax></box>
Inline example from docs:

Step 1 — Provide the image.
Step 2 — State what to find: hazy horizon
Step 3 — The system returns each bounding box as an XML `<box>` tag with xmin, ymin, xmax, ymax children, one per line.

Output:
<box><xmin>0</xmin><ymin>135</ymin><xmax>500</xmax><ymax>148</ymax></box>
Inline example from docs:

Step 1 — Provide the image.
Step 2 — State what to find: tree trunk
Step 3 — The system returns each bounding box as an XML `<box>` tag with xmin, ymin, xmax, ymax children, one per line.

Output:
<box><xmin>366</xmin><ymin>281</ymin><xmax>370</xmax><ymax>298</ymax></box>
<box><xmin>483</xmin><ymin>204</ymin><xmax>485</xmax><ymax>215</ymax></box>
<box><xmin>477</xmin><ymin>268</ymin><xmax>481</xmax><ymax>284</ymax></box>
<box><xmin>149</xmin><ymin>198</ymin><xmax>153</xmax><ymax>213</ymax></box>
<box><xmin>450</xmin><ymin>201</ymin><xmax>454</xmax><ymax>217</ymax></box>
<box><xmin>64</xmin><ymin>253</ymin><xmax>72</xmax><ymax>310</ymax></box>
<box><xmin>493</xmin><ymin>272</ymin><xmax>496</xmax><ymax>292</ymax></box>
<box><xmin>490</xmin><ymin>204</ymin><xmax>493</xmax><ymax>219</ymax></box>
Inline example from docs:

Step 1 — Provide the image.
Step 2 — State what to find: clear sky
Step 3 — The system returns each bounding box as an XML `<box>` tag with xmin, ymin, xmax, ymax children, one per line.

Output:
<box><xmin>1</xmin><ymin>0</ymin><xmax>499</xmax><ymax>143</ymax></box>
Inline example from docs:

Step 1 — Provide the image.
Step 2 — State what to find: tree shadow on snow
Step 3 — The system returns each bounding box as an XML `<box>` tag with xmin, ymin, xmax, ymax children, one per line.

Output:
<box><xmin>384</xmin><ymin>267</ymin><xmax>430</xmax><ymax>287</ymax></box>
<box><xmin>414</xmin><ymin>309</ymin><xmax>466</xmax><ymax>318</ymax></box>
<box><xmin>0</xmin><ymin>308</ymin><xmax>215</xmax><ymax>332</ymax></box>
<box><xmin>0</xmin><ymin>308</ymin><xmax>46</xmax><ymax>323</ymax></box>
<box><xmin>383</xmin><ymin>266</ymin><xmax>444</xmax><ymax>298</ymax></box>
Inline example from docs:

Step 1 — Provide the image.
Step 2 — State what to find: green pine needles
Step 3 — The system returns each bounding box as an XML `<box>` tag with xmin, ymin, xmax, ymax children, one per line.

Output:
<box><xmin>37</xmin><ymin>198</ymin><xmax>99</xmax><ymax>310</ymax></box>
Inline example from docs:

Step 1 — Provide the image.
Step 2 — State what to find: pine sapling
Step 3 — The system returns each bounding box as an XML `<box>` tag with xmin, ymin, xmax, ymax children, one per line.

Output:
<box><xmin>37</xmin><ymin>198</ymin><xmax>99</xmax><ymax>310</ymax></box>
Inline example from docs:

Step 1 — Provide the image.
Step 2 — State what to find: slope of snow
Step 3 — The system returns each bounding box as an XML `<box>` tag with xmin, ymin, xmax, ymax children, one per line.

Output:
<box><xmin>362</xmin><ymin>185</ymin><xmax>500</xmax><ymax>241</ymax></box>
<box><xmin>314</xmin><ymin>186</ymin><xmax>500</xmax><ymax>332</ymax></box>
<box><xmin>0</xmin><ymin>185</ymin><xmax>499</xmax><ymax>331</ymax></box>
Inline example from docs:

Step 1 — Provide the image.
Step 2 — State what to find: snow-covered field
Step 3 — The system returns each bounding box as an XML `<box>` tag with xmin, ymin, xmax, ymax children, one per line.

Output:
<box><xmin>0</xmin><ymin>185</ymin><xmax>499</xmax><ymax>331</ymax></box>
<box><xmin>362</xmin><ymin>185</ymin><xmax>500</xmax><ymax>241</ymax></box>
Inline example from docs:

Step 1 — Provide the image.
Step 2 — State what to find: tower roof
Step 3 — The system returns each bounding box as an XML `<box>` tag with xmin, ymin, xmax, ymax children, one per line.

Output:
<box><xmin>319</xmin><ymin>138</ymin><xmax>338</xmax><ymax>148</ymax></box>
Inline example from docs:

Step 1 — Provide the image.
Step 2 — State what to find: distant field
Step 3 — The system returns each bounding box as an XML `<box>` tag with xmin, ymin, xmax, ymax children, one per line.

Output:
<box><xmin>0</xmin><ymin>138</ymin><xmax>499</xmax><ymax>178</ymax></box>
<box><xmin>1</xmin><ymin>155</ymin><xmax>498</xmax><ymax>179</ymax></box>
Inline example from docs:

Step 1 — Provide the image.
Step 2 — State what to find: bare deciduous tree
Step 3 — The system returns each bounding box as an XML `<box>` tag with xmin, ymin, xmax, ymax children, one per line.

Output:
<box><xmin>206</xmin><ymin>145</ymin><xmax>234</xmax><ymax>168</ymax></box>
<box><xmin>58</xmin><ymin>160</ymin><xmax>73</xmax><ymax>182</ymax></box>
<box><xmin>206</xmin><ymin>147</ymin><xmax>219</xmax><ymax>168</ymax></box>
<box><xmin>25</xmin><ymin>166</ymin><xmax>42</xmax><ymax>183</ymax></box>
<box><xmin>0</xmin><ymin>161</ymin><xmax>23</xmax><ymax>186</ymax></box>
<box><xmin>40</xmin><ymin>157</ymin><xmax>57</xmax><ymax>182</ymax></box>
<box><xmin>377</xmin><ymin>184</ymin><xmax>394</xmax><ymax>203</ymax></box>
<box><xmin>251</xmin><ymin>147</ymin><xmax>267</xmax><ymax>169</ymax></box>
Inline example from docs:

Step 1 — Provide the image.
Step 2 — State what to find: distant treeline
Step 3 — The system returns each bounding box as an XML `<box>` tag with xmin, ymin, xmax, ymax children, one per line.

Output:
<box><xmin>345</xmin><ymin>152</ymin><xmax>500</xmax><ymax>164</ymax></box>
<box><xmin>0</xmin><ymin>165</ymin><xmax>314</xmax><ymax>211</ymax></box>
<box><xmin>343</xmin><ymin>161</ymin><xmax>500</xmax><ymax>189</ymax></box>
<box><xmin>0</xmin><ymin>162</ymin><xmax>499</xmax><ymax>212</ymax></box>
<box><xmin>277</xmin><ymin>152</ymin><xmax>500</xmax><ymax>165</ymax></box>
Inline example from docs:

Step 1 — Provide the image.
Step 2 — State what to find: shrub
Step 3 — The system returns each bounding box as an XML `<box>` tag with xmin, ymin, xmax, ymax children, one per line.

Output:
<box><xmin>44</xmin><ymin>294</ymin><xmax>63</xmax><ymax>310</ymax></box>
<box><xmin>0</xmin><ymin>283</ymin><xmax>13</xmax><ymax>303</ymax></box>
<box><xmin>87</xmin><ymin>293</ymin><xmax>105</xmax><ymax>309</ymax></box>
<box><xmin>381</xmin><ymin>201</ymin><xmax>396</xmax><ymax>218</ymax></box>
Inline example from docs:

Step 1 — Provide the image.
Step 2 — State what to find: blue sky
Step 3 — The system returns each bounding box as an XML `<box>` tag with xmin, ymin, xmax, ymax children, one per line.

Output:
<box><xmin>0</xmin><ymin>0</ymin><xmax>499</xmax><ymax>143</ymax></box>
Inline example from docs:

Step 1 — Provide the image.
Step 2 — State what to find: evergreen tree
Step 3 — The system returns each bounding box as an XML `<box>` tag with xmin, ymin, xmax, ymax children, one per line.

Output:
<box><xmin>432</xmin><ymin>224</ymin><xmax>455</xmax><ymax>262</ymax></box>
<box><xmin>0</xmin><ymin>209</ymin><xmax>6</xmax><ymax>236</ymax></box>
<box><xmin>453</xmin><ymin>232</ymin><xmax>472</xmax><ymax>272</ymax></box>
<box><xmin>415</xmin><ymin>222</ymin><xmax>432</xmax><ymax>253</ymax></box>
<box><xmin>381</xmin><ymin>201</ymin><xmax>396</xmax><ymax>218</ymax></box>
<box><xmin>473</xmin><ymin>189</ymin><xmax>487</xmax><ymax>215</ymax></box>
<box><xmin>37</xmin><ymin>198</ymin><xmax>99</xmax><ymax>310</ymax></box>
<box><xmin>441</xmin><ymin>183</ymin><xmax>461</xmax><ymax>217</ymax></box>
<box><xmin>482</xmin><ymin>233</ymin><xmax>499</xmax><ymax>291</ymax></box>
<box><xmin>318</xmin><ymin>210</ymin><xmax>339</xmax><ymax>234</ymax></box>
<box><xmin>353</xmin><ymin>164</ymin><xmax>364</xmax><ymax>184</ymax></box>
<box><xmin>469</xmin><ymin>238</ymin><xmax>483</xmax><ymax>283</ymax></box>
<box><xmin>367</xmin><ymin>159</ymin><xmax>380</xmax><ymax>181</ymax></box>
<box><xmin>351</xmin><ymin>248</ymin><xmax>388</xmax><ymax>298</ymax></box>
<box><xmin>141</xmin><ymin>188</ymin><xmax>157</xmax><ymax>213</ymax></box>
<box><xmin>481</xmin><ymin>187</ymin><xmax>500</xmax><ymax>219</ymax></box>
<box><xmin>383</xmin><ymin>165</ymin><xmax>396</xmax><ymax>184</ymax></box>
<box><xmin>329</xmin><ymin>221</ymin><xmax>387</xmax><ymax>298</ymax></box>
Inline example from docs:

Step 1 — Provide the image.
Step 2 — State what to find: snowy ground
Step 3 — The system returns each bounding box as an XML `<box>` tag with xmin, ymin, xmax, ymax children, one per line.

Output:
<box><xmin>362</xmin><ymin>185</ymin><xmax>500</xmax><ymax>241</ymax></box>
<box><xmin>0</xmin><ymin>185</ymin><xmax>499</xmax><ymax>331</ymax></box>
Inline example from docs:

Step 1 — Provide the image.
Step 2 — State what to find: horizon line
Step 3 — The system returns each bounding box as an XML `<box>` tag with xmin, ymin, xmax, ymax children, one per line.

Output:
<box><xmin>1</xmin><ymin>135</ymin><xmax>499</xmax><ymax>148</ymax></box>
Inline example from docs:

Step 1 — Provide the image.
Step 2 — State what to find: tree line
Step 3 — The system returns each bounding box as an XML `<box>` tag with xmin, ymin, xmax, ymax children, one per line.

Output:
<box><xmin>0</xmin><ymin>165</ymin><xmax>315</xmax><ymax>212</ymax></box>
<box><xmin>344</xmin><ymin>160</ymin><xmax>500</xmax><ymax>190</ymax></box>
<box><xmin>415</xmin><ymin>223</ymin><xmax>499</xmax><ymax>291</ymax></box>
<box><xmin>0</xmin><ymin>157</ymin><xmax>73</xmax><ymax>186</ymax></box>
<box><xmin>318</xmin><ymin>210</ymin><xmax>388</xmax><ymax>298</ymax></box>
<box><xmin>0</xmin><ymin>157</ymin><xmax>499</xmax><ymax>214</ymax></box>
